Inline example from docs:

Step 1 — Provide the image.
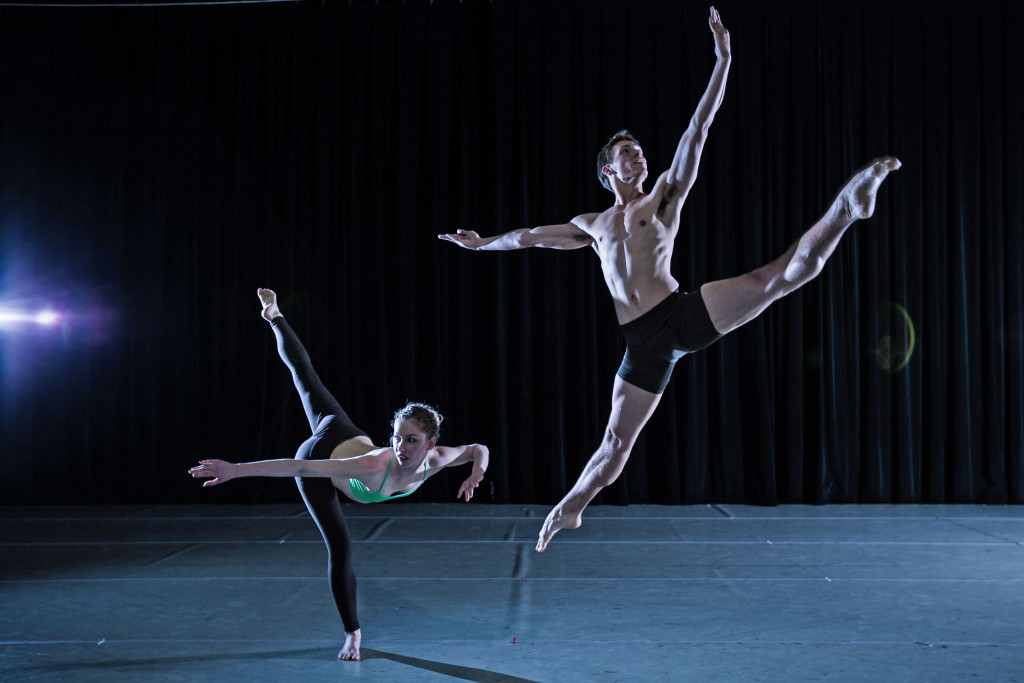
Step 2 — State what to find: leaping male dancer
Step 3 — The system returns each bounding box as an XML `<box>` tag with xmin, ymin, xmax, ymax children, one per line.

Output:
<box><xmin>440</xmin><ymin>6</ymin><xmax>900</xmax><ymax>551</ymax></box>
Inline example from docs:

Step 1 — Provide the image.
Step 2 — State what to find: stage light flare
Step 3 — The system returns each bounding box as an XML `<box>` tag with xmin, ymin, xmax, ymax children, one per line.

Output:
<box><xmin>35</xmin><ymin>310</ymin><xmax>60</xmax><ymax>325</ymax></box>
<box><xmin>0</xmin><ymin>305</ymin><xmax>63</xmax><ymax>328</ymax></box>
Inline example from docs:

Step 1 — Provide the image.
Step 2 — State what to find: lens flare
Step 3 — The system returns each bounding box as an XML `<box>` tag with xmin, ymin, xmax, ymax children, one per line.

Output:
<box><xmin>874</xmin><ymin>302</ymin><xmax>916</xmax><ymax>373</ymax></box>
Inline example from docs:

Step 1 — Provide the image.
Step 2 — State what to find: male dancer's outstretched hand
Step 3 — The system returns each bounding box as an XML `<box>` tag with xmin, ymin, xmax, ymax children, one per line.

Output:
<box><xmin>438</xmin><ymin>229</ymin><xmax>483</xmax><ymax>249</ymax></box>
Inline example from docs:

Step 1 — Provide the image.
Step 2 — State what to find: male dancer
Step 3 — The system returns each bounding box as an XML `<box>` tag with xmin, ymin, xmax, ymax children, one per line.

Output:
<box><xmin>440</xmin><ymin>6</ymin><xmax>900</xmax><ymax>551</ymax></box>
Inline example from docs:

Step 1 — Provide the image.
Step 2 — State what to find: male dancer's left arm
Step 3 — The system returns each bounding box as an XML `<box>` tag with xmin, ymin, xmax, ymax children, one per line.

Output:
<box><xmin>663</xmin><ymin>6</ymin><xmax>732</xmax><ymax>208</ymax></box>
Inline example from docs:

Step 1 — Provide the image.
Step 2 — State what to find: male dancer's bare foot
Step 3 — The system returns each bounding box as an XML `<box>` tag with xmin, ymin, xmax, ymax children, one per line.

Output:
<box><xmin>257</xmin><ymin>287</ymin><xmax>282</xmax><ymax>322</ymax></box>
<box><xmin>536</xmin><ymin>504</ymin><xmax>582</xmax><ymax>552</ymax></box>
<box><xmin>338</xmin><ymin>629</ymin><xmax>361</xmax><ymax>661</ymax></box>
<box><xmin>837</xmin><ymin>156</ymin><xmax>902</xmax><ymax>221</ymax></box>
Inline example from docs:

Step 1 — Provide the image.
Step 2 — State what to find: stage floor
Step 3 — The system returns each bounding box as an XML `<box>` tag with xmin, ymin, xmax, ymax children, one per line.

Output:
<box><xmin>2</xmin><ymin>503</ymin><xmax>1023</xmax><ymax>682</ymax></box>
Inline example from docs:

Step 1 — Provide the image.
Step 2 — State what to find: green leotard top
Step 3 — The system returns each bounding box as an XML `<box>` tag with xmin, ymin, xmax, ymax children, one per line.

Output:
<box><xmin>347</xmin><ymin>450</ymin><xmax>427</xmax><ymax>504</ymax></box>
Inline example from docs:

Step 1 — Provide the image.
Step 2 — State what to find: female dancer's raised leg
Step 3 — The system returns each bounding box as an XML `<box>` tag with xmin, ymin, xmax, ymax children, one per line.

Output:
<box><xmin>259</xmin><ymin>288</ymin><xmax>364</xmax><ymax>661</ymax></box>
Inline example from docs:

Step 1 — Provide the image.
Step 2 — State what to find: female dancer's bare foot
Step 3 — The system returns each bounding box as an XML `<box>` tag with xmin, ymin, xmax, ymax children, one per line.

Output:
<box><xmin>338</xmin><ymin>629</ymin><xmax>361</xmax><ymax>661</ymax></box>
<box><xmin>837</xmin><ymin>156</ymin><xmax>901</xmax><ymax>221</ymax></box>
<box><xmin>257</xmin><ymin>288</ymin><xmax>282</xmax><ymax>322</ymax></box>
<box><xmin>536</xmin><ymin>504</ymin><xmax>582</xmax><ymax>552</ymax></box>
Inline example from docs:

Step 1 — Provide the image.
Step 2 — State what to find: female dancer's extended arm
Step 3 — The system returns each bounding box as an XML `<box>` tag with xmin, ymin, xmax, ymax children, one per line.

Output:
<box><xmin>433</xmin><ymin>443</ymin><xmax>490</xmax><ymax>501</ymax></box>
<box><xmin>189</xmin><ymin>453</ymin><xmax>384</xmax><ymax>487</ymax></box>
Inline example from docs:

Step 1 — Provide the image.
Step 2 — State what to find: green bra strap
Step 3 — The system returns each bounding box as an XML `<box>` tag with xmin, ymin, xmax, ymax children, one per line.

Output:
<box><xmin>374</xmin><ymin>451</ymin><xmax>394</xmax><ymax>494</ymax></box>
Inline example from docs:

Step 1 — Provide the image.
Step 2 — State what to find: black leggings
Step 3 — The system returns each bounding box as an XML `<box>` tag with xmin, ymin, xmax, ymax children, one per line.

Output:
<box><xmin>270</xmin><ymin>316</ymin><xmax>369</xmax><ymax>634</ymax></box>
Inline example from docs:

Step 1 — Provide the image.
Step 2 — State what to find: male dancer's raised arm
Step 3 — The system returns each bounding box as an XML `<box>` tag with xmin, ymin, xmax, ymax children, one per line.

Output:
<box><xmin>660</xmin><ymin>5</ymin><xmax>731</xmax><ymax>210</ymax></box>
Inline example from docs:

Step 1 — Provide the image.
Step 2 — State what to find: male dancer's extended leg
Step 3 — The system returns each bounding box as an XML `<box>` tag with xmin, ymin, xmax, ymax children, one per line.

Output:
<box><xmin>701</xmin><ymin>157</ymin><xmax>901</xmax><ymax>334</ymax></box>
<box><xmin>259</xmin><ymin>288</ymin><xmax>363</xmax><ymax>660</ymax></box>
<box><xmin>536</xmin><ymin>375</ymin><xmax>662</xmax><ymax>552</ymax></box>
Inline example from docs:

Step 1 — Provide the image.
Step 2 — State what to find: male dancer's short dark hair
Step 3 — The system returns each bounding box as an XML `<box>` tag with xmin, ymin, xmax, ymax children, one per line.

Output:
<box><xmin>596</xmin><ymin>129</ymin><xmax>640</xmax><ymax>192</ymax></box>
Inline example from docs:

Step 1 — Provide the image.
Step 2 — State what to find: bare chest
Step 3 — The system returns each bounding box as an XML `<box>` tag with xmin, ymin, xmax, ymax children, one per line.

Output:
<box><xmin>590</xmin><ymin>203</ymin><xmax>673</xmax><ymax>258</ymax></box>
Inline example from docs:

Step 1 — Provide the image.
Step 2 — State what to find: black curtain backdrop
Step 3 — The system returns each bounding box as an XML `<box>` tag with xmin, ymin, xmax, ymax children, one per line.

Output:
<box><xmin>0</xmin><ymin>0</ymin><xmax>1021</xmax><ymax>506</ymax></box>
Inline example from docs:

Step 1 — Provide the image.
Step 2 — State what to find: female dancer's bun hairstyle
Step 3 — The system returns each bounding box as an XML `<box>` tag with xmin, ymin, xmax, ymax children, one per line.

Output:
<box><xmin>392</xmin><ymin>402</ymin><xmax>443</xmax><ymax>441</ymax></box>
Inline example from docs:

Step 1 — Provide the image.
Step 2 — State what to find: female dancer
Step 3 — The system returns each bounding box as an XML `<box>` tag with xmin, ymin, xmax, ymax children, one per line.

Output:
<box><xmin>189</xmin><ymin>288</ymin><xmax>489</xmax><ymax>661</ymax></box>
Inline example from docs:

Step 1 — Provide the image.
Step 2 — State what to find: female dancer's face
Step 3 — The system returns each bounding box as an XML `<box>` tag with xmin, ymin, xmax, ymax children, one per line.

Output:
<box><xmin>391</xmin><ymin>417</ymin><xmax>432</xmax><ymax>467</ymax></box>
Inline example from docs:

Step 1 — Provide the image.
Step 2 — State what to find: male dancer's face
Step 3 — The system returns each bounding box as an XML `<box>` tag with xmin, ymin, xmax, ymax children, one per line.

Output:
<box><xmin>604</xmin><ymin>140</ymin><xmax>648</xmax><ymax>185</ymax></box>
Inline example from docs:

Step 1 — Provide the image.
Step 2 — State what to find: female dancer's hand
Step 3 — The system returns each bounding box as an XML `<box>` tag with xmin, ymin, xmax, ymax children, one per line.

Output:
<box><xmin>457</xmin><ymin>471</ymin><xmax>485</xmax><ymax>501</ymax></box>
<box><xmin>189</xmin><ymin>459</ymin><xmax>238</xmax><ymax>487</ymax></box>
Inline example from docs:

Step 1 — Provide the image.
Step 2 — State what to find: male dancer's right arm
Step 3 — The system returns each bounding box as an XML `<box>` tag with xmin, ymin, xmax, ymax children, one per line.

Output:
<box><xmin>438</xmin><ymin>222</ymin><xmax>593</xmax><ymax>251</ymax></box>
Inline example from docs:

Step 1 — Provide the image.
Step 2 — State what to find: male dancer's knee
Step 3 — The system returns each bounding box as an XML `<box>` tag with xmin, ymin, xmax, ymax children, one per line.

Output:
<box><xmin>782</xmin><ymin>249</ymin><xmax>826</xmax><ymax>288</ymax></box>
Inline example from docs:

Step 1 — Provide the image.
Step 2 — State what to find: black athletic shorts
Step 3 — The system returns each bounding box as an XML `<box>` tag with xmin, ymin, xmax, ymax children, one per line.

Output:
<box><xmin>616</xmin><ymin>289</ymin><xmax>722</xmax><ymax>394</ymax></box>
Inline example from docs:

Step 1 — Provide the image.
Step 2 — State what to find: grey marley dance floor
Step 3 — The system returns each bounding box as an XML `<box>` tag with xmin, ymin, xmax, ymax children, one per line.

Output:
<box><xmin>2</xmin><ymin>503</ymin><xmax>1023</xmax><ymax>682</ymax></box>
